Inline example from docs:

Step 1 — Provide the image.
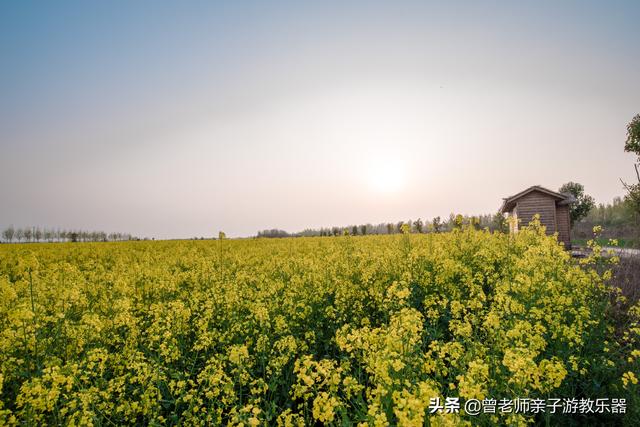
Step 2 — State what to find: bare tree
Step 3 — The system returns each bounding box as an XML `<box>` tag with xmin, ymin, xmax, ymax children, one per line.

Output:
<box><xmin>2</xmin><ymin>226</ymin><xmax>15</xmax><ymax>243</ymax></box>
<box><xmin>34</xmin><ymin>227</ymin><xmax>43</xmax><ymax>242</ymax></box>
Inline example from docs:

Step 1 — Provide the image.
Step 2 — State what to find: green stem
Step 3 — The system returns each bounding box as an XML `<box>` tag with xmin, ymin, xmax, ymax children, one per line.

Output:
<box><xmin>29</xmin><ymin>270</ymin><xmax>40</xmax><ymax>372</ymax></box>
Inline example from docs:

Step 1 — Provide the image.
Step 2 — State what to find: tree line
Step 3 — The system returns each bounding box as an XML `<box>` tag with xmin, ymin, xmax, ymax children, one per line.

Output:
<box><xmin>1</xmin><ymin>226</ymin><xmax>136</xmax><ymax>243</ymax></box>
<box><xmin>257</xmin><ymin>213</ymin><xmax>508</xmax><ymax>238</ymax></box>
<box><xmin>573</xmin><ymin>195</ymin><xmax>640</xmax><ymax>246</ymax></box>
<box><xmin>586</xmin><ymin>196</ymin><xmax>638</xmax><ymax>227</ymax></box>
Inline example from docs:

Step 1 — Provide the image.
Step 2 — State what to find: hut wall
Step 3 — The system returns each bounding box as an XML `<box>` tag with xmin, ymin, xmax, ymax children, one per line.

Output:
<box><xmin>514</xmin><ymin>190</ymin><xmax>557</xmax><ymax>234</ymax></box>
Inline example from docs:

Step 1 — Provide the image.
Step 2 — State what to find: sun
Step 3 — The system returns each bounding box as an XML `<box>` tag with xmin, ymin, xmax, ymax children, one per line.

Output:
<box><xmin>366</xmin><ymin>160</ymin><xmax>407</xmax><ymax>194</ymax></box>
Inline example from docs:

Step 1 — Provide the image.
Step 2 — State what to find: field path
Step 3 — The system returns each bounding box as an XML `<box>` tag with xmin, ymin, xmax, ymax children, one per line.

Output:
<box><xmin>603</xmin><ymin>246</ymin><xmax>640</xmax><ymax>258</ymax></box>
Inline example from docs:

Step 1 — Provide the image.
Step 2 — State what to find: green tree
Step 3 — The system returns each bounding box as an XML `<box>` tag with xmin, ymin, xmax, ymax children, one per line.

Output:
<box><xmin>623</xmin><ymin>114</ymin><xmax>640</xmax><ymax>216</ymax></box>
<box><xmin>559</xmin><ymin>182</ymin><xmax>595</xmax><ymax>225</ymax></box>
<box><xmin>624</xmin><ymin>114</ymin><xmax>640</xmax><ymax>156</ymax></box>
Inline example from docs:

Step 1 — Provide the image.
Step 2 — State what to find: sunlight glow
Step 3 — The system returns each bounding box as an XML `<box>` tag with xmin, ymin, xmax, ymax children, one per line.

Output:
<box><xmin>366</xmin><ymin>160</ymin><xmax>407</xmax><ymax>194</ymax></box>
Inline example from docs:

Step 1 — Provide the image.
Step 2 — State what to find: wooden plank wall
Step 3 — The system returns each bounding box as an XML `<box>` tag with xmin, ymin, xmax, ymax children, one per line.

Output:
<box><xmin>515</xmin><ymin>191</ymin><xmax>558</xmax><ymax>235</ymax></box>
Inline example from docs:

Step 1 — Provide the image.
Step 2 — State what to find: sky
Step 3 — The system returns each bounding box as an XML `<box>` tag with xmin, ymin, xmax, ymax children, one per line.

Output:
<box><xmin>1</xmin><ymin>1</ymin><xmax>639</xmax><ymax>238</ymax></box>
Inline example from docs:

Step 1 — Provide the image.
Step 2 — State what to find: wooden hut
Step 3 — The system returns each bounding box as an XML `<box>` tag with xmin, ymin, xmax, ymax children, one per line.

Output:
<box><xmin>499</xmin><ymin>185</ymin><xmax>575</xmax><ymax>248</ymax></box>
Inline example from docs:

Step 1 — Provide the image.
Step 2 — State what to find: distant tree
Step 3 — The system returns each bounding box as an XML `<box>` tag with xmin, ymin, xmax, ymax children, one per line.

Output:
<box><xmin>386</xmin><ymin>223</ymin><xmax>394</xmax><ymax>234</ymax></box>
<box><xmin>623</xmin><ymin>114</ymin><xmax>640</xmax><ymax>216</ymax></box>
<box><xmin>396</xmin><ymin>221</ymin><xmax>404</xmax><ymax>233</ymax></box>
<box><xmin>351</xmin><ymin>225</ymin><xmax>358</xmax><ymax>236</ymax></box>
<box><xmin>360</xmin><ymin>224</ymin><xmax>367</xmax><ymax>235</ymax></box>
<box><xmin>432</xmin><ymin>216</ymin><xmax>442</xmax><ymax>233</ymax></box>
<box><xmin>414</xmin><ymin>218</ymin><xmax>423</xmax><ymax>233</ymax></box>
<box><xmin>34</xmin><ymin>227</ymin><xmax>42</xmax><ymax>242</ymax></box>
<box><xmin>559</xmin><ymin>182</ymin><xmax>595</xmax><ymax>225</ymax></box>
<box><xmin>24</xmin><ymin>227</ymin><xmax>33</xmax><ymax>242</ymax></box>
<box><xmin>257</xmin><ymin>229</ymin><xmax>290</xmax><ymax>238</ymax></box>
<box><xmin>218</xmin><ymin>231</ymin><xmax>226</xmax><ymax>240</ymax></box>
<box><xmin>2</xmin><ymin>226</ymin><xmax>15</xmax><ymax>243</ymax></box>
<box><xmin>491</xmin><ymin>212</ymin><xmax>508</xmax><ymax>233</ymax></box>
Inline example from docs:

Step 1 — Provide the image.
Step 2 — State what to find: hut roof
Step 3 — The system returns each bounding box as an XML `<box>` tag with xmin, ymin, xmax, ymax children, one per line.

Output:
<box><xmin>499</xmin><ymin>185</ymin><xmax>575</xmax><ymax>213</ymax></box>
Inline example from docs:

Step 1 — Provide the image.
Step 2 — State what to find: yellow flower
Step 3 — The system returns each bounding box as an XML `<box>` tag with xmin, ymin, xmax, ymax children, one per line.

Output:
<box><xmin>312</xmin><ymin>392</ymin><xmax>340</xmax><ymax>423</ymax></box>
<box><xmin>622</xmin><ymin>371</ymin><xmax>638</xmax><ymax>387</ymax></box>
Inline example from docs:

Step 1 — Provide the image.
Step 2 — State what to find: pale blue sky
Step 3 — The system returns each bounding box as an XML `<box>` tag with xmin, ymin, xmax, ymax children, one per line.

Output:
<box><xmin>1</xmin><ymin>1</ymin><xmax>639</xmax><ymax>238</ymax></box>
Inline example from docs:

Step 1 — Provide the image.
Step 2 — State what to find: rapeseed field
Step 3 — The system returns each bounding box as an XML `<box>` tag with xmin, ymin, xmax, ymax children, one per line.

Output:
<box><xmin>0</xmin><ymin>221</ymin><xmax>638</xmax><ymax>425</ymax></box>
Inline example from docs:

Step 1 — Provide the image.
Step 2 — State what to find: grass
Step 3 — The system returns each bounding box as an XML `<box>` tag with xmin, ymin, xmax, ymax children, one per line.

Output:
<box><xmin>572</xmin><ymin>237</ymin><xmax>638</xmax><ymax>248</ymax></box>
